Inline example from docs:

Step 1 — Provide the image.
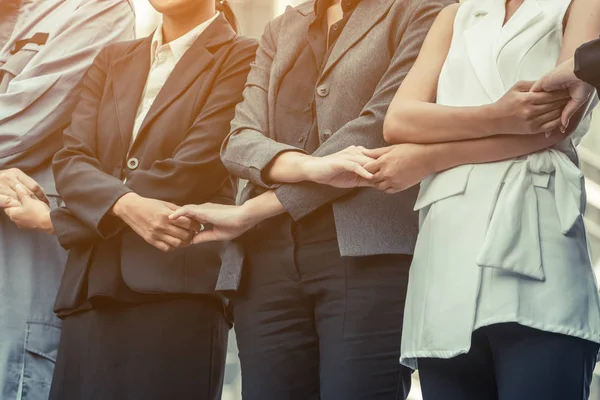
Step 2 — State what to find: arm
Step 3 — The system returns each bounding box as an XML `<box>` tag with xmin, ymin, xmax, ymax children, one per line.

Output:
<box><xmin>52</xmin><ymin>39</ymin><xmax>258</xmax><ymax>249</ymax></box>
<box><xmin>0</xmin><ymin>0</ymin><xmax>135</xmax><ymax>171</ymax></box>
<box><xmin>368</xmin><ymin>0</ymin><xmax>600</xmax><ymax>193</ymax></box>
<box><xmin>50</xmin><ymin>47</ymin><xmax>133</xmax><ymax>243</ymax></box>
<box><xmin>383</xmin><ymin>4</ymin><xmax>570</xmax><ymax>145</ymax></box>
<box><xmin>220</xmin><ymin>18</ymin><xmax>306</xmax><ymax>189</ymax></box>
<box><xmin>272</xmin><ymin>0</ymin><xmax>454</xmax><ymax>221</ymax></box>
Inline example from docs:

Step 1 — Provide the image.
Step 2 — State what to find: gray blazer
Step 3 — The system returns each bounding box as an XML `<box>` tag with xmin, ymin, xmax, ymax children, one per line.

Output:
<box><xmin>216</xmin><ymin>0</ymin><xmax>454</xmax><ymax>290</ymax></box>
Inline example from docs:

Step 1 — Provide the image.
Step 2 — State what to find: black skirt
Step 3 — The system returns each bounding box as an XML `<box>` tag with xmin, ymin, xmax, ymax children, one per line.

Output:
<box><xmin>49</xmin><ymin>298</ymin><xmax>228</xmax><ymax>400</ymax></box>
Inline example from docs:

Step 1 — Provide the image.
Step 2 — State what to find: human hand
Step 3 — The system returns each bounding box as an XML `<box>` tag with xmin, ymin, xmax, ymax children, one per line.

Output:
<box><xmin>491</xmin><ymin>81</ymin><xmax>571</xmax><ymax>135</ymax></box>
<box><xmin>1</xmin><ymin>184</ymin><xmax>53</xmax><ymax>233</ymax></box>
<box><xmin>169</xmin><ymin>203</ymin><xmax>253</xmax><ymax>244</ymax></box>
<box><xmin>0</xmin><ymin>168</ymin><xmax>48</xmax><ymax>204</ymax></box>
<box><xmin>362</xmin><ymin>144</ymin><xmax>434</xmax><ymax>194</ymax></box>
<box><xmin>531</xmin><ymin>57</ymin><xmax>594</xmax><ymax>131</ymax></box>
<box><xmin>112</xmin><ymin>193</ymin><xmax>201</xmax><ymax>252</ymax></box>
<box><xmin>301</xmin><ymin>146</ymin><xmax>376</xmax><ymax>188</ymax></box>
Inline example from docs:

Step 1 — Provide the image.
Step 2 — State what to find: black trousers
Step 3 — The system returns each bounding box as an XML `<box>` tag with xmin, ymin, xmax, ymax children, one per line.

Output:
<box><xmin>232</xmin><ymin>209</ymin><xmax>412</xmax><ymax>400</ymax></box>
<box><xmin>419</xmin><ymin>323</ymin><xmax>600</xmax><ymax>400</ymax></box>
<box><xmin>49</xmin><ymin>298</ymin><xmax>228</xmax><ymax>400</ymax></box>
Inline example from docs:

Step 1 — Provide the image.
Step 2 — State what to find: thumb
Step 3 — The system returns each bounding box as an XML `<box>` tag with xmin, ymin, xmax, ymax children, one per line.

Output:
<box><xmin>560</xmin><ymin>99</ymin><xmax>583</xmax><ymax>131</ymax></box>
<box><xmin>169</xmin><ymin>205</ymin><xmax>205</xmax><ymax>221</ymax></box>
<box><xmin>361</xmin><ymin>146</ymin><xmax>392</xmax><ymax>159</ymax></box>
<box><xmin>530</xmin><ymin>77</ymin><xmax>546</xmax><ymax>93</ymax></box>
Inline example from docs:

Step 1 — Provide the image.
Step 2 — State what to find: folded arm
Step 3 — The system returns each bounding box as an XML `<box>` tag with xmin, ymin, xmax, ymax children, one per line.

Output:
<box><xmin>383</xmin><ymin>4</ymin><xmax>570</xmax><ymax>145</ymax></box>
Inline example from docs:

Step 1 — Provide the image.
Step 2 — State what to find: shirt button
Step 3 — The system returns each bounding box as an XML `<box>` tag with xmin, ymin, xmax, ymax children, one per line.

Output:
<box><xmin>316</xmin><ymin>85</ymin><xmax>329</xmax><ymax>97</ymax></box>
<box><xmin>127</xmin><ymin>157</ymin><xmax>139</xmax><ymax>170</ymax></box>
<box><xmin>297</xmin><ymin>136</ymin><xmax>305</xmax><ymax>143</ymax></box>
<box><xmin>332</xmin><ymin>24</ymin><xmax>339</xmax><ymax>31</ymax></box>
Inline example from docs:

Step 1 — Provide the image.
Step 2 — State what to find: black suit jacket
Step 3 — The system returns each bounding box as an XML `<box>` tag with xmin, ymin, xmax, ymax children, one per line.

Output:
<box><xmin>575</xmin><ymin>38</ymin><xmax>600</xmax><ymax>92</ymax></box>
<box><xmin>50</xmin><ymin>15</ymin><xmax>257</xmax><ymax>311</ymax></box>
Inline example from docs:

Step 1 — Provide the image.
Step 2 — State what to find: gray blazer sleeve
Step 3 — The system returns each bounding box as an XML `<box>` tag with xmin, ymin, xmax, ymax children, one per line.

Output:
<box><xmin>275</xmin><ymin>0</ymin><xmax>451</xmax><ymax>220</ymax></box>
<box><xmin>220</xmin><ymin>18</ymin><xmax>305</xmax><ymax>189</ymax></box>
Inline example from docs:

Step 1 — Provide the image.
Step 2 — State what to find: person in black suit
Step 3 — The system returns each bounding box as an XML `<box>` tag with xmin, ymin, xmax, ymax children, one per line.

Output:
<box><xmin>533</xmin><ymin>38</ymin><xmax>600</xmax><ymax>129</ymax></box>
<box><xmin>1</xmin><ymin>1</ymin><xmax>257</xmax><ymax>399</ymax></box>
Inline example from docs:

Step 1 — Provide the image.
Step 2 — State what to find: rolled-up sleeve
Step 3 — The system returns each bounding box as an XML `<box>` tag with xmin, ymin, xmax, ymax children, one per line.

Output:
<box><xmin>220</xmin><ymin>17</ymin><xmax>305</xmax><ymax>189</ymax></box>
<box><xmin>0</xmin><ymin>0</ymin><xmax>135</xmax><ymax>170</ymax></box>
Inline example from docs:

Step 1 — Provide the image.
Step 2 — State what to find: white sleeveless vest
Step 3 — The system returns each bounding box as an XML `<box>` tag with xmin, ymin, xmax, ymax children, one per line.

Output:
<box><xmin>400</xmin><ymin>0</ymin><xmax>600</xmax><ymax>369</ymax></box>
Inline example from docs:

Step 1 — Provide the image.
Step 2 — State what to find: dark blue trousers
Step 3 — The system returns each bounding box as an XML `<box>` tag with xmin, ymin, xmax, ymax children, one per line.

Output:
<box><xmin>419</xmin><ymin>323</ymin><xmax>599</xmax><ymax>400</ymax></box>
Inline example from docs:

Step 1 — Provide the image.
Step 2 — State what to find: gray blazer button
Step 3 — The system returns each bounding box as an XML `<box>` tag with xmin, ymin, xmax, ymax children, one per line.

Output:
<box><xmin>127</xmin><ymin>157</ymin><xmax>139</xmax><ymax>170</ymax></box>
<box><xmin>316</xmin><ymin>85</ymin><xmax>329</xmax><ymax>97</ymax></box>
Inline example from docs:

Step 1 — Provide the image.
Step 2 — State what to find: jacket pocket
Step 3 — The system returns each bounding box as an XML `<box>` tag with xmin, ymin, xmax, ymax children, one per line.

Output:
<box><xmin>413</xmin><ymin>164</ymin><xmax>474</xmax><ymax>211</ymax></box>
<box><xmin>21</xmin><ymin>321</ymin><xmax>61</xmax><ymax>399</ymax></box>
<box><xmin>0</xmin><ymin>45</ymin><xmax>39</xmax><ymax>89</ymax></box>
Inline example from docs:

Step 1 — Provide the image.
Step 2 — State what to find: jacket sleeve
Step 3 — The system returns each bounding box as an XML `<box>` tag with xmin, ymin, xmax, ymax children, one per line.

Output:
<box><xmin>0</xmin><ymin>0</ymin><xmax>135</xmax><ymax>170</ymax></box>
<box><xmin>51</xmin><ymin>38</ymin><xmax>259</xmax><ymax>248</ymax></box>
<box><xmin>575</xmin><ymin>38</ymin><xmax>600</xmax><ymax>93</ymax></box>
<box><xmin>50</xmin><ymin>46</ymin><xmax>134</xmax><ymax>245</ymax></box>
<box><xmin>125</xmin><ymin>37</ymin><xmax>258</xmax><ymax>205</ymax></box>
<box><xmin>220</xmin><ymin>17</ymin><xmax>306</xmax><ymax>189</ymax></box>
<box><xmin>274</xmin><ymin>0</ymin><xmax>454</xmax><ymax>221</ymax></box>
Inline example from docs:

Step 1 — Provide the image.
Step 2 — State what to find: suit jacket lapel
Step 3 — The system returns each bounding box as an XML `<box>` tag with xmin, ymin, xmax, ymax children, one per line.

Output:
<box><xmin>463</xmin><ymin>0</ymin><xmax>506</xmax><ymax>101</ymax></box>
<box><xmin>320</xmin><ymin>0</ymin><xmax>394</xmax><ymax>79</ymax></box>
<box><xmin>131</xmin><ymin>15</ymin><xmax>236</xmax><ymax>153</ymax></box>
<box><xmin>111</xmin><ymin>38</ymin><xmax>152</xmax><ymax>151</ymax></box>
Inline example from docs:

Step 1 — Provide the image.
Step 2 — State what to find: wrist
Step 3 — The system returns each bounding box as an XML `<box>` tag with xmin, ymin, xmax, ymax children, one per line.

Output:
<box><xmin>111</xmin><ymin>192</ymin><xmax>139</xmax><ymax>218</ymax></box>
<box><xmin>241</xmin><ymin>191</ymin><xmax>285</xmax><ymax>227</ymax></box>
<box><xmin>40</xmin><ymin>211</ymin><xmax>55</xmax><ymax>235</ymax></box>
<box><xmin>428</xmin><ymin>143</ymin><xmax>454</xmax><ymax>173</ymax></box>
<box><xmin>482</xmin><ymin>103</ymin><xmax>506</xmax><ymax>135</ymax></box>
<box><xmin>266</xmin><ymin>151</ymin><xmax>311</xmax><ymax>183</ymax></box>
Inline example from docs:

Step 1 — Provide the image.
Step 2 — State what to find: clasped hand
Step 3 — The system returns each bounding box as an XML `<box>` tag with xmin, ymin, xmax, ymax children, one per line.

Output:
<box><xmin>113</xmin><ymin>193</ymin><xmax>202</xmax><ymax>253</ymax></box>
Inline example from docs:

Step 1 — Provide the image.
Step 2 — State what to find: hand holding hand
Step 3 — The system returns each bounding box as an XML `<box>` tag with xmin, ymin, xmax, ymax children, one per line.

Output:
<box><xmin>169</xmin><ymin>203</ymin><xmax>253</xmax><ymax>244</ymax></box>
<box><xmin>112</xmin><ymin>193</ymin><xmax>200</xmax><ymax>252</ymax></box>
<box><xmin>362</xmin><ymin>144</ymin><xmax>434</xmax><ymax>194</ymax></box>
<box><xmin>491</xmin><ymin>81</ymin><xmax>571</xmax><ymax>135</ymax></box>
<box><xmin>1</xmin><ymin>184</ymin><xmax>53</xmax><ymax>233</ymax></box>
<box><xmin>531</xmin><ymin>57</ymin><xmax>595</xmax><ymax>131</ymax></box>
<box><xmin>0</xmin><ymin>168</ymin><xmax>48</xmax><ymax>204</ymax></box>
<box><xmin>301</xmin><ymin>146</ymin><xmax>376</xmax><ymax>188</ymax></box>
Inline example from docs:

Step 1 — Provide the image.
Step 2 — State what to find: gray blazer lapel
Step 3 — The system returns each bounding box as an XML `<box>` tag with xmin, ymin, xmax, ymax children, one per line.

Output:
<box><xmin>320</xmin><ymin>0</ymin><xmax>395</xmax><ymax>78</ymax></box>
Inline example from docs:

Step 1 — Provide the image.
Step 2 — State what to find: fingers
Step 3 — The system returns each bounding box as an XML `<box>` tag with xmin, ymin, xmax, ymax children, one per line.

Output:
<box><xmin>513</xmin><ymin>81</ymin><xmax>536</xmax><ymax>92</ymax></box>
<box><xmin>170</xmin><ymin>215</ymin><xmax>202</xmax><ymax>232</ymax></box>
<box><xmin>533</xmin><ymin>97</ymin><xmax>569</xmax><ymax>114</ymax></box>
<box><xmin>560</xmin><ymin>99</ymin><xmax>585</xmax><ymax>131</ymax></box>
<box><xmin>340</xmin><ymin>160</ymin><xmax>374</xmax><ymax>180</ymax></box>
<box><xmin>530</xmin><ymin>77</ymin><xmax>545</xmax><ymax>93</ymax></box>
<box><xmin>529</xmin><ymin>89</ymin><xmax>571</xmax><ymax>105</ymax></box>
<box><xmin>17</xmin><ymin>175</ymin><xmax>47</xmax><ymax>204</ymax></box>
<box><xmin>169</xmin><ymin>205</ymin><xmax>203</xmax><ymax>221</ymax></box>
<box><xmin>360</xmin><ymin>147</ymin><xmax>392</xmax><ymax>159</ymax></box>
<box><xmin>14</xmin><ymin>184</ymin><xmax>35</xmax><ymax>204</ymax></box>
<box><xmin>0</xmin><ymin>194</ymin><xmax>20</xmax><ymax>209</ymax></box>
<box><xmin>192</xmin><ymin>230</ymin><xmax>219</xmax><ymax>244</ymax></box>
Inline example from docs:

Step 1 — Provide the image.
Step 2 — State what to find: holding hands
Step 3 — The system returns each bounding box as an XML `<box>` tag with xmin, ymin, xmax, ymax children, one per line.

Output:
<box><xmin>531</xmin><ymin>57</ymin><xmax>595</xmax><ymax>130</ymax></box>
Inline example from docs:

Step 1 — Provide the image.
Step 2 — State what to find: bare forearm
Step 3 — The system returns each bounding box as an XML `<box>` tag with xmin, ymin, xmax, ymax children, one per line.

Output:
<box><xmin>263</xmin><ymin>151</ymin><xmax>314</xmax><ymax>184</ymax></box>
<box><xmin>384</xmin><ymin>101</ymin><xmax>499</xmax><ymax>144</ymax></box>
<box><xmin>240</xmin><ymin>190</ymin><xmax>286</xmax><ymax>225</ymax></box>
<box><xmin>429</xmin><ymin>132</ymin><xmax>566</xmax><ymax>172</ymax></box>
